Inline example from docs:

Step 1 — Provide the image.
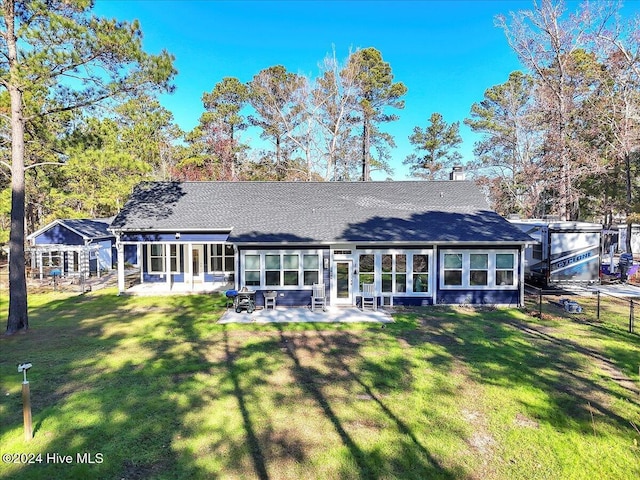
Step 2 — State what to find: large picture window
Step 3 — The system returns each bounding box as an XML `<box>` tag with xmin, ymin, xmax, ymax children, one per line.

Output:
<box><xmin>241</xmin><ymin>250</ymin><xmax>323</xmax><ymax>288</ymax></box>
<box><xmin>354</xmin><ymin>250</ymin><xmax>431</xmax><ymax>295</ymax></box>
<box><xmin>440</xmin><ymin>250</ymin><xmax>518</xmax><ymax>289</ymax></box>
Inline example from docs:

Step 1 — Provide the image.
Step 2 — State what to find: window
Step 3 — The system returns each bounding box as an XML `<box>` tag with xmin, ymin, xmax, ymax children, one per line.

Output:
<box><xmin>241</xmin><ymin>251</ymin><xmax>322</xmax><ymax>288</ymax></box>
<box><xmin>443</xmin><ymin>253</ymin><xmax>463</xmax><ymax>286</ymax></box>
<box><xmin>283</xmin><ymin>254</ymin><xmax>299</xmax><ymax>286</ymax></box>
<box><xmin>470</xmin><ymin>254</ymin><xmax>488</xmax><ymax>286</ymax></box>
<box><xmin>412</xmin><ymin>254</ymin><xmax>429</xmax><ymax>292</ymax></box>
<box><xmin>245</xmin><ymin>254</ymin><xmax>260</xmax><ymax>286</ymax></box>
<box><xmin>303</xmin><ymin>254</ymin><xmax>319</xmax><ymax>285</ymax></box>
<box><xmin>210</xmin><ymin>244</ymin><xmax>234</xmax><ymax>272</ymax></box>
<box><xmin>265</xmin><ymin>254</ymin><xmax>281</xmax><ymax>286</ymax></box>
<box><xmin>381</xmin><ymin>254</ymin><xmax>393</xmax><ymax>293</ymax></box>
<box><xmin>149</xmin><ymin>244</ymin><xmax>164</xmax><ymax>273</ymax></box>
<box><xmin>532</xmin><ymin>243</ymin><xmax>543</xmax><ymax>260</ymax></box>
<box><xmin>39</xmin><ymin>252</ymin><xmax>62</xmax><ymax>269</ymax></box>
<box><xmin>148</xmin><ymin>244</ymin><xmax>180</xmax><ymax>274</ymax></box>
<box><xmin>359</xmin><ymin>254</ymin><xmax>374</xmax><ymax>288</ymax></box>
<box><xmin>440</xmin><ymin>250</ymin><xmax>518</xmax><ymax>289</ymax></box>
<box><xmin>396</xmin><ymin>254</ymin><xmax>407</xmax><ymax>293</ymax></box>
<box><xmin>496</xmin><ymin>253</ymin><xmax>515</xmax><ymax>285</ymax></box>
<box><xmin>169</xmin><ymin>245</ymin><xmax>179</xmax><ymax>273</ymax></box>
<box><xmin>353</xmin><ymin>250</ymin><xmax>429</xmax><ymax>295</ymax></box>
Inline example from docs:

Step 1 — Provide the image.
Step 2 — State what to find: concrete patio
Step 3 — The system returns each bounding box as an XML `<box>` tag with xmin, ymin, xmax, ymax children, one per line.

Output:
<box><xmin>218</xmin><ymin>306</ymin><xmax>394</xmax><ymax>324</ymax></box>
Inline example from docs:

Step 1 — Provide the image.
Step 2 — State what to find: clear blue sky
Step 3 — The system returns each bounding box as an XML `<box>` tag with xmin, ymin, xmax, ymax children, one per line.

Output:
<box><xmin>94</xmin><ymin>0</ymin><xmax>640</xmax><ymax>180</ymax></box>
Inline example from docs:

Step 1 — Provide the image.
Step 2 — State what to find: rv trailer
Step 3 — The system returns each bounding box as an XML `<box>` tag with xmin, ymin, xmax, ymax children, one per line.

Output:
<box><xmin>509</xmin><ymin>219</ymin><xmax>602</xmax><ymax>286</ymax></box>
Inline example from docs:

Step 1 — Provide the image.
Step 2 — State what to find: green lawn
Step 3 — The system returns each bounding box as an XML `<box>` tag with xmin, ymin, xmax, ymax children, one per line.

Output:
<box><xmin>1</xmin><ymin>288</ymin><xmax>639</xmax><ymax>479</ymax></box>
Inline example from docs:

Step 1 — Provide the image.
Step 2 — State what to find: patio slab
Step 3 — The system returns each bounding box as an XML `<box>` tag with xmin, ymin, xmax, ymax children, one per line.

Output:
<box><xmin>586</xmin><ymin>283</ymin><xmax>640</xmax><ymax>298</ymax></box>
<box><xmin>218</xmin><ymin>306</ymin><xmax>394</xmax><ymax>324</ymax></box>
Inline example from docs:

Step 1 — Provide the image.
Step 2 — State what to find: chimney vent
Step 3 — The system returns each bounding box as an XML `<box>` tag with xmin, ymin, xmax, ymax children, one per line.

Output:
<box><xmin>450</xmin><ymin>166</ymin><xmax>465</xmax><ymax>181</ymax></box>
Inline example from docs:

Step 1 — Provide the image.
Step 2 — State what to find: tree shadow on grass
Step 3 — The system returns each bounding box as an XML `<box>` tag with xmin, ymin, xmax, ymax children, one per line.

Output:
<box><xmin>222</xmin><ymin>325</ymin><xmax>269</xmax><ymax>480</ymax></box>
<box><xmin>275</xmin><ymin>325</ymin><xmax>461</xmax><ymax>480</ymax></box>
<box><xmin>407</xmin><ymin>306</ymin><xmax>640</xmax><ymax>436</ymax></box>
<box><xmin>312</xmin><ymin>326</ymin><xmax>463</xmax><ymax>479</ymax></box>
<box><xmin>0</xmin><ymin>292</ymin><xmax>221</xmax><ymax>479</ymax></box>
<box><xmin>9</xmin><ymin>292</ymin><xmax>637</xmax><ymax>479</ymax></box>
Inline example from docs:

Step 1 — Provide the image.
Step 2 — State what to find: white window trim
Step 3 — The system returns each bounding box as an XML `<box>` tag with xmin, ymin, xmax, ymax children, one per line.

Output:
<box><xmin>356</xmin><ymin>249</ymin><xmax>433</xmax><ymax>296</ymax></box>
<box><xmin>147</xmin><ymin>244</ymin><xmax>181</xmax><ymax>274</ymax></box>
<box><xmin>208</xmin><ymin>243</ymin><xmax>235</xmax><ymax>273</ymax></box>
<box><xmin>439</xmin><ymin>249</ymin><xmax>518</xmax><ymax>290</ymax></box>
<box><xmin>241</xmin><ymin>249</ymin><xmax>323</xmax><ymax>289</ymax></box>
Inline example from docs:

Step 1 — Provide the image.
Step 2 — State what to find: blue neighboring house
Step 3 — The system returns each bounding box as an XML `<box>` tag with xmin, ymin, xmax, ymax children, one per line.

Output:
<box><xmin>110</xmin><ymin>180</ymin><xmax>534</xmax><ymax>307</ymax></box>
<box><xmin>27</xmin><ymin>218</ymin><xmax>116</xmax><ymax>279</ymax></box>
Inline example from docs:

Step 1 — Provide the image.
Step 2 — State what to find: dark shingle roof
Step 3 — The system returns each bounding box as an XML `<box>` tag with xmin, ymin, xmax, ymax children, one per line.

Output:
<box><xmin>28</xmin><ymin>218</ymin><xmax>114</xmax><ymax>241</ymax></box>
<box><xmin>62</xmin><ymin>218</ymin><xmax>114</xmax><ymax>239</ymax></box>
<box><xmin>110</xmin><ymin>181</ymin><xmax>532</xmax><ymax>244</ymax></box>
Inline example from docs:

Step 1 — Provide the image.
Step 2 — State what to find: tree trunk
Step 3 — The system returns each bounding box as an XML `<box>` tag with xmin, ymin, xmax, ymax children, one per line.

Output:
<box><xmin>361</xmin><ymin>118</ymin><xmax>370</xmax><ymax>181</ymax></box>
<box><xmin>5</xmin><ymin>0</ymin><xmax>29</xmax><ymax>334</ymax></box>
<box><xmin>625</xmin><ymin>152</ymin><xmax>633</xmax><ymax>254</ymax></box>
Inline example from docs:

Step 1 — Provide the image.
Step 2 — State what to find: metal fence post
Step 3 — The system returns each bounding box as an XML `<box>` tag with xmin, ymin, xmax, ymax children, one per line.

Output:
<box><xmin>630</xmin><ymin>299</ymin><xmax>635</xmax><ymax>334</ymax></box>
<box><xmin>597</xmin><ymin>290</ymin><xmax>600</xmax><ymax>321</ymax></box>
<box><xmin>539</xmin><ymin>288</ymin><xmax>542</xmax><ymax>318</ymax></box>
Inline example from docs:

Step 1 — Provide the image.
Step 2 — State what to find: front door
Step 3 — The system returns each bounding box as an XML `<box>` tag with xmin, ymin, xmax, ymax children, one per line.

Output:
<box><xmin>191</xmin><ymin>245</ymin><xmax>205</xmax><ymax>283</ymax></box>
<box><xmin>332</xmin><ymin>260</ymin><xmax>353</xmax><ymax>305</ymax></box>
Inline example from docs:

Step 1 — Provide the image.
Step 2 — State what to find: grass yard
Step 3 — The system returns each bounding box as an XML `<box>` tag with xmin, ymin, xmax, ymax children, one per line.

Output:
<box><xmin>1</xmin><ymin>288</ymin><xmax>639</xmax><ymax>479</ymax></box>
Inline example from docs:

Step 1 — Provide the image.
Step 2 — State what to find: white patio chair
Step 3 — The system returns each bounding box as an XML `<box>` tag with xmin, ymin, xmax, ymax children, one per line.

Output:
<box><xmin>264</xmin><ymin>291</ymin><xmax>277</xmax><ymax>310</ymax></box>
<box><xmin>311</xmin><ymin>283</ymin><xmax>327</xmax><ymax>311</ymax></box>
<box><xmin>361</xmin><ymin>283</ymin><xmax>377</xmax><ymax>310</ymax></box>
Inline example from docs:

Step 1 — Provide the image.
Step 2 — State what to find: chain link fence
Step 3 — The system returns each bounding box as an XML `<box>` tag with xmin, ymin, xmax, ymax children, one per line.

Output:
<box><xmin>524</xmin><ymin>284</ymin><xmax>637</xmax><ymax>334</ymax></box>
<box><xmin>0</xmin><ymin>269</ymin><xmax>98</xmax><ymax>297</ymax></box>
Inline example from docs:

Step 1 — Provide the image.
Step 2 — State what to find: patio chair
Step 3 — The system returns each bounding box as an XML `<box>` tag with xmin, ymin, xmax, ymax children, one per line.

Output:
<box><xmin>361</xmin><ymin>283</ymin><xmax>377</xmax><ymax>310</ymax></box>
<box><xmin>264</xmin><ymin>291</ymin><xmax>277</xmax><ymax>310</ymax></box>
<box><xmin>311</xmin><ymin>283</ymin><xmax>327</xmax><ymax>311</ymax></box>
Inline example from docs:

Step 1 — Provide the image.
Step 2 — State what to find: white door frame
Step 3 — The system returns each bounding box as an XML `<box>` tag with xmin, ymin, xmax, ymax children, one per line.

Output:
<box><xmin>331</xmin><ymin>259</ymin><xmax>353</xmax><ymax>306</ymax></box>
<box><xmin>189</xmin><ymin>244</ymin><xmax>205</xmax><ymax>284</ymax></box>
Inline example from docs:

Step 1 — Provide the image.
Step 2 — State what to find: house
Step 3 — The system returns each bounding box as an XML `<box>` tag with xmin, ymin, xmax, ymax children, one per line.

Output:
<box><xmin>27</xmin><ymin>218</ymin><xmax>116</xmax><ymax>279</ymax></box>
<box><xmin>110</xmin><ymin>181</ymin><xmax>534</xmax><ymax>306</ymax></box>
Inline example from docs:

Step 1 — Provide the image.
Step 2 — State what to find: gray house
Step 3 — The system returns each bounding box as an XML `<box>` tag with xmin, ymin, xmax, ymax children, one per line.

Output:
<box><xmin>110</xmin><ymin>181</ymin><xmax>533</xmax><ymax>306</ymax></box>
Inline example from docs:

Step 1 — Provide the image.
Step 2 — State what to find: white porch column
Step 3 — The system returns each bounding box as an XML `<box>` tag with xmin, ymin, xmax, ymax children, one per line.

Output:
<box><xmin>38</xmin><ymin>251</ymin><xmax>43</xmax><ymax>280</ymax></box>
<box><xmin>96</xmin><ymin>246</ymin><xmax>101</xmax><ymax>279</ymax></box>
<box><xmin>165</xmin><ymin>243</ymin><xmax>171</xmax><ymax>289</ymax></box>
<box><xmin>139</xmin><ymin>243</ymin><xmax>144</xmax><ymax>284</ymax></box>
<box><xmin>187</xmin><ymin>242</ymin><xmax>193</xmax><ymax>289</ymax></box>
<box><xmin>432</xmin><ymin>246</ymin><xmax>438</xmax><ymax>306</ymax></box>
<box><xmin>520</xmin><ymin>247</ymin><xmax>526</xmax><ymax>307</ymax></box>
<box><xmin>117</xmin><ymin>239</ymin><xmax>125</xmax><ymax>295</ymax></box>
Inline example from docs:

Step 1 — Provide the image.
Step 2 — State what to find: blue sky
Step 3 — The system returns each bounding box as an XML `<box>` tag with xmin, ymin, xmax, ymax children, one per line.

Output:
<box><xmin>94</xmin><ymin>0</ymin><xmax>639</xmax><ymax>180</ymax></box>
